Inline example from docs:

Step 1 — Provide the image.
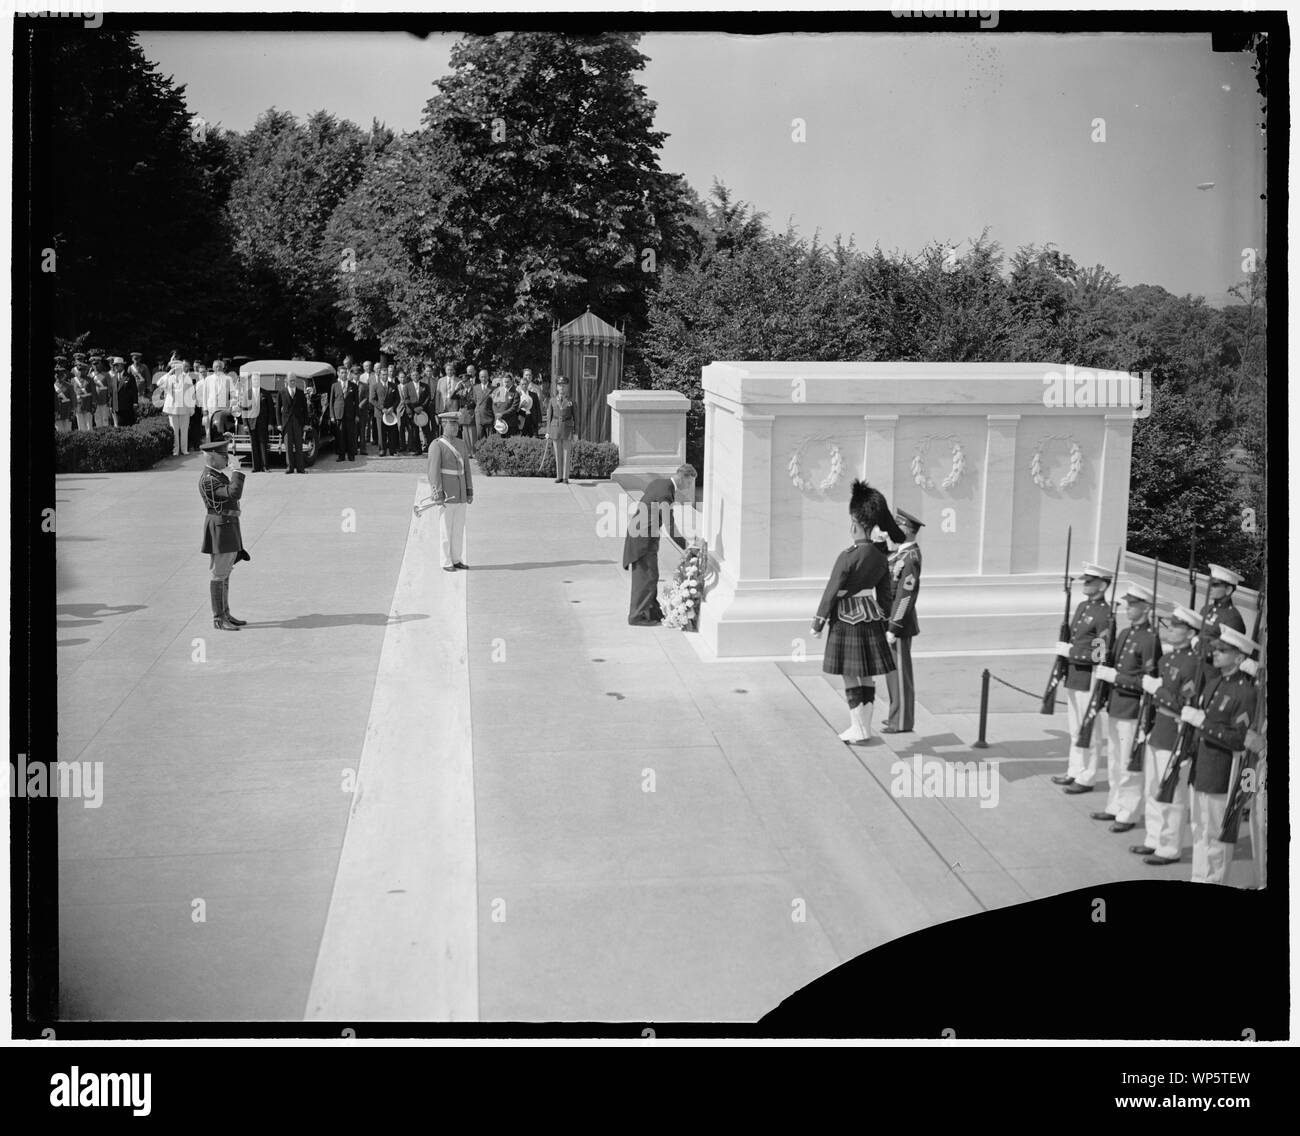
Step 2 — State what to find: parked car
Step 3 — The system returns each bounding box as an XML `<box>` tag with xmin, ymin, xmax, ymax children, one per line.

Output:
<box><xmin>229</xmin><ymin>360</ymin><xmax>337</xmax><ymax>467</ymax></box>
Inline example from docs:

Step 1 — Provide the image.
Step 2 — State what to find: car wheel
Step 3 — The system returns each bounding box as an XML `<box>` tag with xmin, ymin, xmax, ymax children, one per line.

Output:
<box><xmin>303</xmin><ymin>426</ymin><xmax>318</xmax><ymax>467</ymax></box>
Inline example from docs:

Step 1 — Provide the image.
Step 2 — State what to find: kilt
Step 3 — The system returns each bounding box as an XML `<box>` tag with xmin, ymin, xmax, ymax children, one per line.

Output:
<box><xmin>822</xmin><ymin>617</ymin><xmax>895</xmax><ymax>677</ymax></box>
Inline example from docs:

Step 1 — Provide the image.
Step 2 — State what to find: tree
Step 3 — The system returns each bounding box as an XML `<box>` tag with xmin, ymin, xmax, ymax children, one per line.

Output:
<box><xmin>226</xmin><ymin>109</ymin><xmax>392</xmax><ymax>356</ymax></box>
<box><xmin>331</xmin><ymin>32</ymin><xmax>698</xmax><ymax>367</ymax></box>
<box><xmin>37</xmin><ymin>29</ymin><xmax>240</xmax><ymax>358</ymax></box>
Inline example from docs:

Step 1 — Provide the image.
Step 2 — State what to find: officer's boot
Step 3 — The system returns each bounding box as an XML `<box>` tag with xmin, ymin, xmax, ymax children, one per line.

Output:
<box><xmin>222</xmin><ymin>578</ymin><xmax>247</xmax><ymax>626</ymax></box>
<box><xmin>211</xmin><ymin>581</ymin><xmax>239</xmax><ymax>631</ymax></box>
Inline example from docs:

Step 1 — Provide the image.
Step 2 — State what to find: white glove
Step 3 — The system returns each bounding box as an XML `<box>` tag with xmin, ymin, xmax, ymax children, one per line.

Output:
<box><xmin>1240</xmin><ymin>658</ymin><xmax>1258</xmax><ymax>677</ymax></box>
<box><xmin>1055</xmin><ymin>641</ymin><xmax>1071</xmax><ymax>658</ymax></box>
<box><xmin>1141</xmin><ymin>674</ymin><xmax>1162</xmax><ymax>696</ymax></box>
<box><xmin>886</xmin><ymin>630</ymin><xmax>897</xmax><ymax>645</ymax></box>
<box><xmin>1094</xmin><ymin>665</ymin><xmax>1118</xmax><ymax>684</ymax></box>
<box><xmin>1180</xmin><ymin>706</ymin><xmax>1206</xmax><ymax>728</ymax></box>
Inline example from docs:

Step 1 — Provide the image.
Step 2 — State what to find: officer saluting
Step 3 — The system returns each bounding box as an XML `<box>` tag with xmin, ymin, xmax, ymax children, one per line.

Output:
<box><xmin>199</xmin><ymin>436</ymin><xmax>250</xmax><ymax>631</ymax></box>
<box><xmin>1089</xmin><ymin>581</ymin><xmax>1159</xmax><ymax>833</ymax></box>
<box><xmin>1196</xmin><ymin>563</ymin><xmax>1246</xmax><ymax>662</ymax></box>
<box><xmin>1179</xmin><ymin>624</ymin><xmax>1258</xmax><ymax>884</ymax></box>
<box><xmin>1053</xmin><ymin>561</ymin><xmax>1114</xmax><ymax>794</ymax></box>
<box><xmin>1131</xmin><ymin>605</ymin><xmax>1206</xmax><ymax>865</ymax></box>
<box><xmin>883</xmin><ymin>507</ymin><xmax>923</xmax><ymax>734</ymax></box>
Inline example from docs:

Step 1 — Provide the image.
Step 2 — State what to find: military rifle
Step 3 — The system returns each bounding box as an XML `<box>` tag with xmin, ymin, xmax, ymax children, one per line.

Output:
<box><xmin>1074</xmin><ymin>546</ymin><xmax>1123</xmax><ymax>748</ymax></box>
<box><xmin>1039</xmin><ymin>526</ymin><xmax>1072</xmax><ymax>715</ymax></box>
<box><xmin>1126</xmin><ymin>557</ymin><xmax>1160</xmax><ymax>772</ymax></box>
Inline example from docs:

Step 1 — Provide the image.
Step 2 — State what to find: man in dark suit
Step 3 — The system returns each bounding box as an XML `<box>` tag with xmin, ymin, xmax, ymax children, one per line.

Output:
<box><xmin>380</xmin><ymin>374</ymin><xmax>401</xmax><ymax>456</ymax></box>
<box><xmin>622</xmin><ymin>477</ymin><xmax>680</xmax><ymax>626</ymax></box>
<box><xmin>279</xmin><ymin>376</ymin><xmax>310</xmax><ymax>474</ymax></box>
<box><xmin>330</xmin><ymin>370</ymin><xmax>358</xmax><ymax>461</ymax></box>
<box><xmin>883</xmin><ymin>507</ymin><xmax>923</xmax><ymax>733</ymax></box>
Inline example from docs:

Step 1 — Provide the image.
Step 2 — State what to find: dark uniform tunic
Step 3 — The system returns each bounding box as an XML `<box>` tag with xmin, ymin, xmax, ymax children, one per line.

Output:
<box><xmin>1065</xmin><ymin>595</ymin><xmax>1112</xmax><ymax>691</ymax></box>
<box><xmin>1149</xmin><ymin>644</ymin><xmax>1205</xmax><ymax>751</ymax></box>
<box><xmin>1196</xmin><ymin>596</ymin><xmax>1245</xmax><ymax>662</ymax></box>
<box><xmin>1189</xmin><ymin>671</ymin><xmax>1257</xmax><ymax>795</ymax></box>
<box><xmin>884</xmin><ymin>542</ymin><xmax>921</xmax><ymax>730</ymax></box>
<box><xmin>199</xmin><ymin>466</ymin><xmax>246</xmax><ymax>555</ymax></box>
<box><xmin>1106</xmin><ymin>624</ymin><xmax>1161</xmax><ymax>719</ymax></box>
<box><xmin>816</xmin><ymin>539</ymin><xmax>895</xmax><ymax>677</ymax></box>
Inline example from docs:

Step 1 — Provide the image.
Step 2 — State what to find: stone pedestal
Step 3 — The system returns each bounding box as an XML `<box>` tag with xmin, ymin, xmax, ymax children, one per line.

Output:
<box><xmin>698</xmin><ymin>362</ymin><xmax>1140</xmax><ymax>657</ymax></box>
<box><xmin>607</xmin><ymin>389</ymin><xmax>690</xmax><ymax>493</ymax></box>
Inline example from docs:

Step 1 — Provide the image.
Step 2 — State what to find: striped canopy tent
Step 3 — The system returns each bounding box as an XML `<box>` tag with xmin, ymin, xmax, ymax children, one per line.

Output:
<box><xmin>550</xmin><ymin>308</ymin><xmax>624</xmax><ymax>442</ymax></box>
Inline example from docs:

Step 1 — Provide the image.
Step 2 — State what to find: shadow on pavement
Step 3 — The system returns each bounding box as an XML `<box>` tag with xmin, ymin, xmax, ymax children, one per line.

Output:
<box><xmin>244</xmin><ymin>612</ymin><xmax>431</xmax><ymax>629</ymax></box>
<box><xmin>57</xmin><ymin>602</ymin><xmax>147</xmax><ymax>626</ymax></box>
<box><xmin>472</xmin><ymin>559</ymin><xmax>616</xmax><ymax>571</ymax></box>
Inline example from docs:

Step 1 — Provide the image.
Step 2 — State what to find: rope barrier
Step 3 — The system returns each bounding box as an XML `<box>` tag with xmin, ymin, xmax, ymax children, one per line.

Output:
<box><xmin>989</xmin><ymin>671</ymin><xmax>1062</xmax><ymax>707</ymax></box>
<box><xmin>974</xmin><ymin>668</ymin><xmax>1064</xmax><ymax>748</ymax></box>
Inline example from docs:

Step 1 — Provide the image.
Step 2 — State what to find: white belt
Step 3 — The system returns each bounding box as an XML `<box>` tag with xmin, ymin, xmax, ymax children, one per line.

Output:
<box><xmin>438</xmin><ymin>467</ymin><xmax>463</xmax><ymax>475</ymax></box>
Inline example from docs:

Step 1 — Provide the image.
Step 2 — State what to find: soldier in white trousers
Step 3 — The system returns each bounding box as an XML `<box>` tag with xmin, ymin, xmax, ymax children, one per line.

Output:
<box><xmin>1090</xmin><ymin>582</ymin><xmax>1159</xmax><ymax>832</ymax></box>
<box><xmin>1054</xmin><ymin>562</ymin><xmax>1115</xmax><ymax>795</ymax></box>
<box><xmin>1181</xmin><ymin>625</ymin><xmax>1259</xmax><ymax>884</ymax></box>
<box><xmin>1132</xmin><ymin>606</ymin><xmax>1204</xmax><ymax>865</ymax></box>
<box><xmin>428</xmin><ymin>411</ymin><xmax>473</xmax><ymax>571</ymax></box>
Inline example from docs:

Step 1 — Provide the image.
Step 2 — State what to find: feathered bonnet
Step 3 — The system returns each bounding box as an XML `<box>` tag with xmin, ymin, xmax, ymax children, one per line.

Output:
<box><xmin>849</xmin><ymin>479</ymin><xmax>906</xmax><ymax>544</ymax></box>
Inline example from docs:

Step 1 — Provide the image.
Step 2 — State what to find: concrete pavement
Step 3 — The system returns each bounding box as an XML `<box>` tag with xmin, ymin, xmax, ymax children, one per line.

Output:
<box><xmin>53</xmin><ymin>451</ymin><xmax>1260</xmax><ymax>1022</ymax></box>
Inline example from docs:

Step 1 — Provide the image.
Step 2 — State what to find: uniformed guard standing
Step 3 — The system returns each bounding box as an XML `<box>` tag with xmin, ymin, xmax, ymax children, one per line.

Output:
<box><xmin>1195</xmin><ymin>563</ymin><xmax>1246</xmax><ymax>662</ymax></box>
<box><xmin>428</xmin><ymin>412</ymin><xmax>474</xmax><ymax>571</ymax></box>
<box><xmin>199</xmin><ymin>437</ymin><xmax>250</xmax><ymax>631</ymax></box>
<box><xmin>883</xmin><ymin>508</ymin><xmax>923</xmax><ymax>734</ymax></box>
<box><xmin>1053</xmin><ymin>561</ymin><xmax>1115</xmax><ymax>794</ymax></box>
<box><xmin>1179</xmin><ymin>625</ymin><xmax>1258</xmax><ymax>884</ymax></box>
<box><xmin>1131</xmin><ymin>605</ymin><xmax>1205</xmax><ymax>865</ymax></box>
<box><xmin>1088</xmin><ymin>582</ymin><xmax>1159</xmax><ymax>832</ymax></box>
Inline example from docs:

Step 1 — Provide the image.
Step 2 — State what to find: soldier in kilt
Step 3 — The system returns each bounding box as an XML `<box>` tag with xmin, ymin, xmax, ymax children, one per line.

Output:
<box><xmin>811</xmin><ymin>480</ymin><xmax>906</xmax><ymax>745</ymax></box>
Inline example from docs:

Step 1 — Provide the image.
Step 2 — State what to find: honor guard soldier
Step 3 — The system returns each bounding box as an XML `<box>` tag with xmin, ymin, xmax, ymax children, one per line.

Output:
<box><xmin>1132</xmin><ymin>605</ymin><xmax>1205</xmax><ymax>865</ymax></box>
<box><xmin>883</xmin><ymin>507</ymin><xmax>923</xmax><ymax>733</ymax></box>
<box><xmin>199</xmin><ymin>437</ymin><xmax>250</xmax><ymax>630</ymax></box>
<box><xmin>1195</xmin><ymin>563</ymin><xmax>1246</xmax><ymax>662</ymax></box>
<box><xmin>1089</xmin><ymin>582</ymin><xmax>1160</xmax><ymax>832</ymax></box>
<box><xmin>1179</xmin><ymin>625</ymin><xmax>1258</xmax><ymax>884</ymax></box>
<box><xmin>428</xmin><ymin>411</ymin><xmax>474</xmax><ymax>571</ymax></box>
<box><xmin>1053</xmin><ymin>561</ymin><xmax>1114</xmax><ymax>794</ymax></box>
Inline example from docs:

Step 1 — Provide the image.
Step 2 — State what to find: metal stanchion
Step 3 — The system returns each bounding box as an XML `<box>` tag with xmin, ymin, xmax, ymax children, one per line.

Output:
<box><xmin>973</xmin><ymin>668</ymin><xmax>990</xmax><ymax>749</ymax></box>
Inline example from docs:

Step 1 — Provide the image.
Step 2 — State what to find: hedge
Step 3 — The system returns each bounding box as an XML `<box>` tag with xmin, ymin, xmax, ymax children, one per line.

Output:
<box><xmin>55</xmin><ymin>418</ymin><xmax>177</xmax><ymax>473</ymax></box>
<box><xmin>475</xmin><ymin>435</ymin><xmax>619</xmax><ymax>479</ymax></box>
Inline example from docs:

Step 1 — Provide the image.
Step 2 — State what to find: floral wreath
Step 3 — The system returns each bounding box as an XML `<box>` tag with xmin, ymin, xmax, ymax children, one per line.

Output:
<box><xmin>910</xmin><ymin>435</ymin><xmax>966</xmax><ymax>491</ymax></box>
<box><xmin>788</xmin><ymin>434</ymin><xmax>844</xmax><ymax>493</ymax></box>
<box><xmin>662</xmin><ymin>545</ymin><xmax>706</xmax><ymax>631</ymax></box>
<box><xmin>1030</xmin><ymin>434</ymin><xmax>1084</xmax><ymax>490</ymax></box>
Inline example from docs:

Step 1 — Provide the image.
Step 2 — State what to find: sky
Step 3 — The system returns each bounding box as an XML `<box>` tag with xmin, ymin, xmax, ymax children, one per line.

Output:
<box><xmin>136</xmin><ymin>30</ymin><xmax>1266</xmax><ymax>304</ymax></box>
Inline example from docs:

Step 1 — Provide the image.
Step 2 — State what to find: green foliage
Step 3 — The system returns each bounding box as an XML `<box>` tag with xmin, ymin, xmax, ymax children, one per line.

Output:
<box><xmin>41</xmin><ymin>30</ymin><xmax>243</xmax><ymax>357</ymax></box>
<box><xmin>474</xmin><ymin>435</ymin><xmax>618</xmax><ymax>478</ymax></box>
<box><xmin>329</xmin><ymin>32</ymin><xmax>700</xmax><ymax>367</ymax></box>
<box><xmin>55</xmin><ymin>419</ymin><xmax>175</xmax><ymax>473</ymax></box>
<box><xmin>227</xmin><ymin>110</ymin><xmax>393</xmax><ymax>357</ymax></box>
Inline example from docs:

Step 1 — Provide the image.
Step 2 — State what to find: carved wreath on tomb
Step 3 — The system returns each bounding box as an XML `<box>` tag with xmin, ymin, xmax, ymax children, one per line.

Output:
<box><xmin>910</xmin><ymin>434</ymin><xmax>966</xmax><ymax>492</ymax></box>
<box><xmin>788</xmin><ymin>434</ymin><xmax>844</xmax><ymax>493</ymax></box>
<box><xmin>1030</xmin><ymin>434</ymin><xmax>1084</xmax><ymax>490</ymax></box>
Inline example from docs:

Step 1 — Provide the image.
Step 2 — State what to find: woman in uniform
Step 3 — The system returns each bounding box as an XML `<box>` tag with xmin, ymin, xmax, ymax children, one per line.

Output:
<box><xmin>811</xmin><ymin>480</ymin><xmax>906</xmax><ymax>745</ymax></box>
<box><xmin>545</xmin><ymin>376</ymin><xmax>578</xmax><ymax>483</ymax></box>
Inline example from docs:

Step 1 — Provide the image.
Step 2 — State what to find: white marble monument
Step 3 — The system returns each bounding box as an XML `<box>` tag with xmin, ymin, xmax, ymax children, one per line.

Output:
<box><xmin>607</xmin><ymin>388</ymin><xmax>691</xmax><ymax>493</ymax></box>
<box><xmin>698</xmin><ymin>361</ymin><xmax>1145</xmax><ymax>657</ymax></box>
